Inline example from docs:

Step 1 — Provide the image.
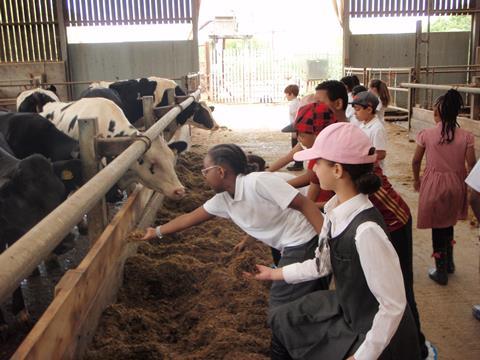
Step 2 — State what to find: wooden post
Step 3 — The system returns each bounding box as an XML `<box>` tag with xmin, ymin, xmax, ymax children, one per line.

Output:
<box><xmin>78</xmin><ymin>118</ymin><xmax>107</xmax><ymax>245</ymax></box>
<box><xmin>55</xmin><ymin>0</ymin><xmax>72</xmax><ymax>100</ymax></box>
<box><xmin>471</xmin><ymin>77</ymin><xmax>480</xmax><ymax>121</ymax></box>
<box><xmin>342</xmin><ymin>1</ymin><xmax>350</xmax><ymax>69</ymax></box>
<box><xmin>162</xmin><ymin>89</ymin><xmax>179</xmax><ymax>142</ymax></box>
<box><xmin>142</xmin><ymin>96</ymin><xmax>155</xmax><ymax>129</ymax></box>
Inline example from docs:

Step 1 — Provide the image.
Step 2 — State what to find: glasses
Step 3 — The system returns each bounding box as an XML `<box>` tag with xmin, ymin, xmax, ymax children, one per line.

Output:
<box><xmin>201</xmin><ymin>165</ymin><xmax>221</xmax><ymax>177</ymax></box>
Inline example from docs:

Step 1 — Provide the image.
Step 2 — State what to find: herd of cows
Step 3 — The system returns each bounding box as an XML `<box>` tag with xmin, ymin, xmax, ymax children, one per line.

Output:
<box><xmin>0</xmin><ymin>77</ymin><xmax>218</xmax><ymax>335</ymax></box>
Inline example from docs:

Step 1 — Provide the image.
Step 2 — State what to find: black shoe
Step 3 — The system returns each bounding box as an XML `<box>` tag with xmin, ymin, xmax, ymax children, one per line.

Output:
<box><xmin>428</xmin><ymin>252</ymin><xmax>448</xmax><ymax>285</ymax></box>
<box><xmin>473</xmin><ymin>305</ymin><xmax>480</xmax><ymax>321</ymax></box>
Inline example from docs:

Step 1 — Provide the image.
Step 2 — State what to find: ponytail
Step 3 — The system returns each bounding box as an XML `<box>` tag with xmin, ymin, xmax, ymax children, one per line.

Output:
<box><xmin>434</xmin><ymin>89</ymin><xmax>463</xmax><ymax>144</ymax></box>
<box><xmin>208</xmin><ymin>144</ymin><xmax>255</xmax><ymax>175</ymax></box>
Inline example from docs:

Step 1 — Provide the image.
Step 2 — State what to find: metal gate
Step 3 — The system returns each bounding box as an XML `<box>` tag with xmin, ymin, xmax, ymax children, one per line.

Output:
<box><xmin>207</xmin><ymin>45</ymin><xmax>341</xmax><ymax>104</ymax></box>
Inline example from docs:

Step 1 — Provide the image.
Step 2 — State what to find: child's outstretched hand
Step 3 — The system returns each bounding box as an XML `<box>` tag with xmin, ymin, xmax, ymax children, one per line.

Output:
<box><xmin>141</xmin><ymin>227</ymin><xmax>157</xmax><ymax>241</ymax></box>
<box><xmin>243</xmin><ymin>265</ymin><xmax>283</xmax><ymax>281</ymax></box>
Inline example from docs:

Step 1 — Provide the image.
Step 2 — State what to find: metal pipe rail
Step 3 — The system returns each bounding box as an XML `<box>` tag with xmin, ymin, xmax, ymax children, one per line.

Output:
<box><xmin>400</xmin><ymin>82</ymin><xmax>480</xmax><ymax>95</ymax></box>
<box><xmin>0</xmin><ymin>89</ymin><xmax>200</xmax><ymax>305</ymax></box>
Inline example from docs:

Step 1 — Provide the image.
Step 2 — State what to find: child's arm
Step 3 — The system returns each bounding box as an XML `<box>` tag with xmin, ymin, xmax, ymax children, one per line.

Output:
<box><xmin>268</xmin><ymin>142</ymin><xmax>303</xmax><ymax>172</ymax></box>
<box><xmin>288</xmin><ymin>193</ymin><xmax>324</xmax><ymax>233</ymax></box>
<box><xmin>287</xmin><ymin>170</ymin><xmax>312</xmax><ymax>188</ymax></box>
<box><xmin>307</xmin><ymin>182</ymin><xmax>320</xmax><ymax>202</ymax></box>
<box><xmin>142</xmin><ymin>206</ymin><xmax>214</xmax><ymax>240</ymax></box>
<box><xmin>466</xmin><ymin>146</ymin><xmax>476</xmax><ymax>172</ymax></box>
<box><xmin>411</xmin><ymin>145</ymin><xmax>425</xmax><ymax>191</ymax></box>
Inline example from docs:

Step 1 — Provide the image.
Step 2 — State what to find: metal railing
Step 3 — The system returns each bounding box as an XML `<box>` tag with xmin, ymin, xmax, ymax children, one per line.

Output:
<box><xmin>0</xmin><ymin>89</ymin><xmax>200</xmax><ymax>305</ymax></box>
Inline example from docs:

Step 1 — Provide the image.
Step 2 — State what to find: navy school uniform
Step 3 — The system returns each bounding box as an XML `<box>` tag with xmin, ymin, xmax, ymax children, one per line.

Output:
<box><xmin>270</xmin><ymin>195</ymin><xmax>421</xmax><ymax>360</ymax></box>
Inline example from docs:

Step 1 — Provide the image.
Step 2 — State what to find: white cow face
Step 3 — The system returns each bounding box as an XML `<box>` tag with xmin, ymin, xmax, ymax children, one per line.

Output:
<box><xmin>131</xmin><ymin>136</ymin><xmax>185</xmax><ymax>200</ymax></box>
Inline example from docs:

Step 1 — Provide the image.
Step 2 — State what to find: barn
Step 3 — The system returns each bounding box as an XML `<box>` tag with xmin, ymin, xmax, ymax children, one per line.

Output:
<box><xmin>1</xmin><ymin>1</ymin><xmax>480</xmax><ymax>359</ymax></box>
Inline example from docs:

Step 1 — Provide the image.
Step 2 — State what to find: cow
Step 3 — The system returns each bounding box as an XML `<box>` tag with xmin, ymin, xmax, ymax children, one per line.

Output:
<box><xmin>40</xmin><ymin>98</ymin><xmax>185</xmax><ymax>199</ymax></box>
<box><xmin>0</xmin><ymin>134</ymin><xmax>69</xmax><ymax>335</ymax></box>
<box><xmin>16</xmin><ymin>86</ymin><xmax>59</xmax><ymax>113</ymax></box>
<box><xmin>88</xmin><ymin>77</ymin><xmax>218</xmax><ymax>130</ymax></box>
<box><xmin>0</xmin><ymin>112</ymin><xmax>83</xmax><ymax>196</ymax></box>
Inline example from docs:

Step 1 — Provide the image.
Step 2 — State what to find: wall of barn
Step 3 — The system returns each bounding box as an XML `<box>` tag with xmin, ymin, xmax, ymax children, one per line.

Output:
<box><xmin>349</xmin><ymin>31</ymin><xmax>470</xmax><ymax>108</ymax></box>
<box><xmin>0</xmin><ymin>62</ymin><xmax>68</xmax><ymax>110</ymax></box>
<box><xmin>68</xmin><ymin>40</ymin><xmax>199</xmax><ymax>99</ymax></box>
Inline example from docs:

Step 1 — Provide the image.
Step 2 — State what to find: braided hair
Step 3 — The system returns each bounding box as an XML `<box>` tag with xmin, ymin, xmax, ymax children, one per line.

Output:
<box><xmin>208</xmin><ymin>144</ymin><xmax>257</xmax><ymax>175</ymax></box>
<box><xmin>434</xmin><ymin>89</ymin><xmax>463</xmax><ymax>144</ymax></box>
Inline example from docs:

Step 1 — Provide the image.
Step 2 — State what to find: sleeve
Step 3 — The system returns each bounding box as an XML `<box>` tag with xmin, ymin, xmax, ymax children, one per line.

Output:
<box><xmin>372</xmin><ymin>126</ymin><xmax>387</xmax><ymax>151</ymax></box>
<box><xmin>466</xmin><ymin>159</ymin><xmax>480</xmax><ymax>192</ymax></box>
<box><xmin>203</xmin><ymin>194</ymin><xmax>230</xmax><ymax>219</ymax></box>
<box><xmin>416</xmin><ymin>130</ymin><xmax>426</xmax><ymax>147</ymax></box>
<box><xmin>282</xmin><ymin>216</ymin><xmax>332</xmax><ymax>283</ymax></box>
<box><xmin>353</xmin><ymin>222</ymin><xmax>407</xmax><ymax>360</ymax></box>
<box><xmin>467</xmin><ymin>131</ymin><xmax>475</xmax><ymax>148</ymax></box>
<box><xmin>255</xmin><ymin>173</ymin><xmax>299</xmax><ymax>210</ymax></box>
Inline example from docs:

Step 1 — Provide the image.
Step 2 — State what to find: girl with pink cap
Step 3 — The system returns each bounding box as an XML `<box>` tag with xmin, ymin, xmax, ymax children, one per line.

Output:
<box><xmin>247</xmin><ymin>122</ymin><xmax>420</xmax><ymax>360</ymax></box>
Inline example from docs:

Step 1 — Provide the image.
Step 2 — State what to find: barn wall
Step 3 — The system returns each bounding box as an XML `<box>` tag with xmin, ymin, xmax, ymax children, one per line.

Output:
<box><xmin>68</xmin><ymin>40</ymin><xmax>199</xmax><ymax>98</ymax></box>
<box><xmin>0</xmin><ymin>62</ymin><xmax>68</xmax><ymax>110</ymax></box>
<box><xmin>349</xmin><ymin>32</ymin><xmax>471</xmax><ymax>108</ymax></box>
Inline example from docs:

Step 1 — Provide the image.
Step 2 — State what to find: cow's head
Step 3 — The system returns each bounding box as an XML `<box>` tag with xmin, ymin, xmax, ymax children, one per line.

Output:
<box><xmin>177</xmin><ymin>101</ymin><xmax>218</xmax><ymax>130</ymax></box>
<box><xmin>131</xmin><ymin>137</ymin><xmax>185</xmax><ymax>200</ymax></box>
<box><xmin>17</xmin><ymin>89</ymin><xmax>59</xmax><ymax>113</ymax></box>
<box><xmin>0</xmin><ymin>154</ymin><xmax>66</xmax><ymax>247</ymax></box>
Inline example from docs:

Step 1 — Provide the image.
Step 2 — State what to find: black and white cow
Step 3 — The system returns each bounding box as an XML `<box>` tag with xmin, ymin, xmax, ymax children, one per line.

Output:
<box><xmin>0</xmin><ymin>134</ymin><xmax>68</xmax><ymax>332</ymax></box>
<box><xmin>88</xmin><ymin>77</ymin><xmax>218</xmax><ymax>130</ymax></box>
<box><xmin>16</xmin><ymin>86</ymin><xmax>59</xmax><ymax>113</ymax></box>
<box><xmin>40</xmin><ymin>98</ymin><xmax>186</xmax><ymax>199</ymax></box>
<box><xmin>0</xmin><ymin>112</ymin><xmax>83</xmax><ymax>195</ymax></box>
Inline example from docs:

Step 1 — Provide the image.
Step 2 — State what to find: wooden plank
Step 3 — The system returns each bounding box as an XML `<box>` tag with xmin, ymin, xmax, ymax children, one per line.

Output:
<box><xmin>12</xmin><ymin>185</ymin><xmax>154</xmax><ymax>360</ymax></box>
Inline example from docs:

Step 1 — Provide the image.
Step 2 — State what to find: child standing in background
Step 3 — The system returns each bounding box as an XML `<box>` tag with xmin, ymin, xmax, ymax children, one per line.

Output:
<box><xmin>284</xmin><ymin>84</ymin><xmax>303</xmax><ymax>171</ymax></box>
<box><xmin>369</xmin><ymin>79</ymin><xmax>390</xmax><ymax>123</ymax></box>
<box><xmin>412</xmin><ymin>89</ymin><xmax>476</xmax><ymax>285</ymax></box>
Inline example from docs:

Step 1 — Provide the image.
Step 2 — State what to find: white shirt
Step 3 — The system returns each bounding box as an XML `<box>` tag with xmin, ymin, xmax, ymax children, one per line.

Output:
<box><xmin>288</xmin><ymin>98</ymin><xmax>301</xmax><ymax>124</ymax></box>
<box><xmin>272</xmin><ymin>171</ymin><xmax>309</xmax><ymax>196</ymax></box>
<box><xmin>346</xmin><ymin>92</ymin><xmax>355</xmax><ymax>120</ymax></box>
<box><xmin>376</xmin><ymin>100</ymin><xmax>386</xmax><ymax>123</ymax></box>
<box><xmin>466</xmin><ymin>159</ymin><xmax>480</xmax><ymax>192</ymax></box>
<box><xmin>359</xmin><ymin>115</ymin><xmax>388</xmax><ymax>170</ymax></box>
<box><xmin>282</xmin><ymin>194</ymin><xmax>406</xmax><ymax>360</ymax></box>
<box><xmin>203</xmin><ymin>172</ymin><xmax>317</xmax><ymax>251</ymax></box>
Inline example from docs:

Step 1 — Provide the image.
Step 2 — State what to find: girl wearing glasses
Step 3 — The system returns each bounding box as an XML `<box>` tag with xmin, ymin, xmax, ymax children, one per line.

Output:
<box><xmin>142</xmin><ymin>143</ymin><xmax>330</xmax><ymax>312</ymax></box>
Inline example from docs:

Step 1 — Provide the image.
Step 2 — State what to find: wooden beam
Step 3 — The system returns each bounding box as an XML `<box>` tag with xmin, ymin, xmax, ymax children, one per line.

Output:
<box><xmin>12</xmin><ymin>185</ymin><xmax>155</xmax><ymax>360</ymax></box>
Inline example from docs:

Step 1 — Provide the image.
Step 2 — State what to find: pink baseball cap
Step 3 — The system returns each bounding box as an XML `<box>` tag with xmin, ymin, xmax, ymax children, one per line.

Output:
<box><xmin>293</xmin><ymin>122</ymin><xmax>377</xmax><ymax>164</ymax></box>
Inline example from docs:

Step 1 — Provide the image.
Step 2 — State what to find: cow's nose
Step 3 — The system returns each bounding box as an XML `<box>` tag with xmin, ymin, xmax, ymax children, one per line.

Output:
<box><xmin>174</xmin><ymin>187</ymin><xmax>186</xmax><ymax>198</ymax></box>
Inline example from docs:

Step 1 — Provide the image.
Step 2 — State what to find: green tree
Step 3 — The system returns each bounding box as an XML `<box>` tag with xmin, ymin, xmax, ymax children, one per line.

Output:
<box><xmin>427</xmin><ymin>15</ymin><xmax>471</xmax><ymax>32</ymax></box>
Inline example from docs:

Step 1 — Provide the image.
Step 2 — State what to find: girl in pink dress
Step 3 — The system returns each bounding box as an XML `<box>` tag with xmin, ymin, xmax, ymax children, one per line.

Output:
<box><xmin>412</xmin><ymin>89</ymin><xmax>476</xmax><ymax>285</ymax></box>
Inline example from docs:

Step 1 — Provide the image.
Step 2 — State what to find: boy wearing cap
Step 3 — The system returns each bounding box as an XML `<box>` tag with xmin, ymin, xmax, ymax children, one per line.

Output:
<box><xmin>352</xmin><ymin>91</ymin><xmax>388</xmax><ymax>170</ymax></box>
<box><xmin>247</xmin><ymin>123</ymin><xmax>420</xmax><ymax>360</ymax></box>
<box><xmin>284</xmin><ymin>84</ymin><xmax>303</xmax><ymax>171</ymax></box>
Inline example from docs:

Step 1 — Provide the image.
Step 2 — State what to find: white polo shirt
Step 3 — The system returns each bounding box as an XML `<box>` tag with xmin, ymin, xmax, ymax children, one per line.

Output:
<box><xmin>359</xmin><ymin>115</ymin><xmax>388</xmax><ymax>170</ymax></box>
<box><xmin>203</xmin><ymin>172</ymin><xmax>317</xmax><ymax>251</ymax></box>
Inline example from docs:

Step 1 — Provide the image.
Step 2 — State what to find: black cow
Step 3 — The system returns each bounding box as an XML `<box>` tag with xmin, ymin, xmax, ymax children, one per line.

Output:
<box><xmin>79</xmin><ymin>87</ymin><xmax>124</xmax><ymax>111</ymax></box>
<box><xmin>0</xmin><ymin>135</ymin><xmax>68</xmax><ymax>333</ymax></box>
<box><xmin>88</xmin><ymin>77</ymin><xmax>217</xmax><ymax>130</ymax></box>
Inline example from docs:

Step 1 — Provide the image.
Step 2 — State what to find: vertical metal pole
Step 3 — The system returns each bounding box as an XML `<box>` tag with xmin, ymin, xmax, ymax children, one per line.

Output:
<box><xmin>78</xmin><ymin>117</ymin><xmax>107</xmax><ymax>245</ymax></box>
<box><xmin>414</xmin><ymin>20</ymin><xmax>422</xmax><ymax>105</ymax></box>
<box><xmin>471</xmin><ymin>76</ymin><xmax>480</xmax><ymax>121</ymax></box>
<box><xmin>142</xmin><ymin>95</ymin><xmax>155</xmax><ymax>129</ymax></box>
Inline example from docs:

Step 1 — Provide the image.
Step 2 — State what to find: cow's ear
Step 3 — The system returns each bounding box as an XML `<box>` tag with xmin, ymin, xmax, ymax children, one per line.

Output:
<box><xmin>209</xmin><ymin>105</ymin><xmax>215</xmax><ymax>112</ymax></box>
<box><xmin>47</xmin><ymin>85</ymin><xmax>57</xmax><ymax>94</ymax></box>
